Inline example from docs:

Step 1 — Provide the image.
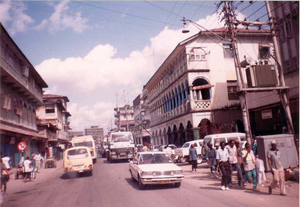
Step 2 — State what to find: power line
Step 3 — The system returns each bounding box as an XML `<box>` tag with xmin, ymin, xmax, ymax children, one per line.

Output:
<box><xmin>0</xmin><ymin>1</ymin><xmax>161</xmax><ymax>29</ymax></box>
<box><xmin>246</xmin><ymin>2</ymin><xmax>266</xmax><ymax>19</ymax></box>
<box><xmin>257</xmin><ymin>1</ymin><xmax>289</xmax><ymax>20</ymax></box>
<box><xmin>73</xmin><ymin>1</ymin><xmax>181</xmax><ymax>27</ymax></box>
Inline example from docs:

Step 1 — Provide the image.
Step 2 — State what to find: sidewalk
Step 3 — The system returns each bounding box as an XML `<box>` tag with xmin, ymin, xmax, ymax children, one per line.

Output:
<box><xmin>4</xmin><ymin>160</ymin><xmax>63</xmax><ymax>195</ymax></box>
<box><xmin>179</xmin><ymin>162</ymin><xmax>299</xmax><ymax>198</ymax></box>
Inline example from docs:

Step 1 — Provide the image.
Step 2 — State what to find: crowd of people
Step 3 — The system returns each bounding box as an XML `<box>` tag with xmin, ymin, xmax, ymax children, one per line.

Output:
<box><xmin>202</xmin><ymin>139</ymin><xmax>286</xmax><ymax>195</ymax></box>
<box><xmin>0</xmin><ymin>151</ymin><xmax>45</xmax><ymax>196</ymax></box>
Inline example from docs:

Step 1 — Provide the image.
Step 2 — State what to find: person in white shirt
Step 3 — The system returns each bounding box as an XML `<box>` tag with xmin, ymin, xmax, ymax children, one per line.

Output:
<box><xmin>216</xmin><ymin>142</ymin><xmax>232</xmax><ymax>191</ymax></box>
<box><xmin>1</xmin><ymin>154</ymin><xmax>11</xmax><ymax>170</ymax></box>
<box><xmin>34</xmin><ymin>152</ymin><xmax>44</xmax><ymax>172</ymax></box>
<box><xmin>23</xmin><ymin>157</ymin><xmax>32</xmax><ymax>182</ymax></box>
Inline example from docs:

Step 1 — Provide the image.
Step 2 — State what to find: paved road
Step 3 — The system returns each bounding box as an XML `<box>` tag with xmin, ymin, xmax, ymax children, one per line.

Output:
<box><xmin>3</xmin><ymin>157</ymin><xmax>299</xmax><ymax>207</ymax></box>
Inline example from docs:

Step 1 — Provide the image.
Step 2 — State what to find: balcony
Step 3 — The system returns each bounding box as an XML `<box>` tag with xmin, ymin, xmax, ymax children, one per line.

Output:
<box><xmin>192</xmin><ymin>100</ymin><xmax>211</xmax><ymax>111</ymax></box>
<box><xmin>1</xmin><ymin>58</ymin><xmax>44</xmax><ymax>104</ymax></box>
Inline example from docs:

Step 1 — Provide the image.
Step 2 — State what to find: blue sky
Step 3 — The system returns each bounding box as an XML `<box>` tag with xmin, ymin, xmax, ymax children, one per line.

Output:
<box><xmin>0</xmin><ymin>1</ymin><xmax>269</xmax><ymax>133</ymax></box>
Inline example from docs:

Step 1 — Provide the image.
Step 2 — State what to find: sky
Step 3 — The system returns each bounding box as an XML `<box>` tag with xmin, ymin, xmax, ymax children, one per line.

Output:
<box><xmin>0</xmin><ymin>1</ymin><xmax>269</xmax><ymax>134</ymax></box>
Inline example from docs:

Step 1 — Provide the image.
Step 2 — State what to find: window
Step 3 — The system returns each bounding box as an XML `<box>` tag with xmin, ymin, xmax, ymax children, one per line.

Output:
<box><xmin>292</xmin><ymin>57</ymin><xmax>299</xmax><ymax>71</ymax></box>
<box><xmin>45</xmin><ymin>108</ymin><xmax>55</xmax><ymax>113</ymax></box>
<box><xmin>223</xmin><ymin>44</ymin><xmax>234</xmax><ymax>58</ymax></box>
<box><xmin>227</xmin><ymin>80</ymin><xmax>239</xmax><ymax>100</ymax></box>
<box><xmin>259</xmin><ymin>46</ymin><xmax>270</xmax><ymax>59</ymax></box>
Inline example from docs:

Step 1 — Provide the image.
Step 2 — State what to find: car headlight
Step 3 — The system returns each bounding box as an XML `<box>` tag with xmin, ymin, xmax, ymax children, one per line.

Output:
<box><xmin>175</xmin><ymin>170</ymin><xmax>183</xmax><ymax>174</ymax></box>
<box><xmin>141</xmin><ymin>171</ymin><xmax>153</xmax><ymax>176</ymax></box>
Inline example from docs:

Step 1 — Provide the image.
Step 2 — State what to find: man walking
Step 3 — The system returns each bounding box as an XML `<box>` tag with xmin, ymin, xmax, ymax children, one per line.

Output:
<box><xmin>267</xmin><ymin>140</ymin><xmax>286</xmax><ymax>195</ymax></box>
<box><xmin>242</xmin><ymin>143</ymin><xmax>257</xmax><ymax>190</ymax></box>
<box><xmin>189</xmin><ymin>144</ymin><xmax>198</xmax><ymax>172</ymax></box>
<box><xmin>206</xmin><ymin>143</ymin><xmax>216</xmax><ymax>178</ymax></box>
<box><xmin>34</xmin><ymin>152</ymin><xmax>43</xmax><ymax>172</ymax></box>
<box><xmin>216</xmin><ymin>142</ymin><xmax>231</xmax><ymax>190</ymax></box>
<box><xmin>226</xmin><ymin>140</ymin><xmax>243</xmax><ymax>187</ymax></box>
<box><xmin>23</xmin><ymin>157</ymin><xmax>32</xmax><ymax>183</ymax></box>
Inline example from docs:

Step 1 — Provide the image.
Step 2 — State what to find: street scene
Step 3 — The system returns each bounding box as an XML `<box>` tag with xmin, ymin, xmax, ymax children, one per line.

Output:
<box><xmin>0</xmin><ymin>1</ymin><xmax>299</xmax><ymax>207</ymax></box>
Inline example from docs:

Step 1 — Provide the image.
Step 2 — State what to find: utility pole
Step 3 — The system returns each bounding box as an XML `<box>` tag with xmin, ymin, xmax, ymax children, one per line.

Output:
<box><xmin>223</xmin><ymin>1</ymin><xmax>252</xmax><ymax>145</ymax></box>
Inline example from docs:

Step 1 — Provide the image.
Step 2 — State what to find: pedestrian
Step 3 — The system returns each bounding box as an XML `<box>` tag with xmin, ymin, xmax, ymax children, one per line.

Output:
<box><xmin>242</xmin><ymin>143</ymin><xmax>257</xmax><ymax>190</ymax></box>
<box><xmin>267</xmin><ymin>140</ymin><xmax>286</xmax><ymax>196</ymax></box>
<box><xmin>189</xmin><ymin>144</ymin><xmax>198</xmax><ymax>172</ymax></box>
<box><xmin>30</xmin><ymin>153</ymin><xmax>37</xmax><ymax>179</ymax></box>
<box><xmin>23</xmin><ymin>157</ymin><xmax>33</xmax><ymax>183</ymax></box>
<box><xmin>215</xmin><ymin>142</ymin><xmax>221</xmax><ymax>176</ymax></box>
<box><xmin>1</xmin><ymin>159</ymin><xmax>9</xmax><ymax>194</ymax></box>
<box><xmin>1</xmin><ymin>154</ymin><xmax>11</xmax><ymax>170</ymax></box>
<box><xmin>226</xmin><ymin>140</ymin><xmax>243</xmax><ymax>187</ymax></box>
<box><xmin>142</xmin><ymin>145</ymin><xmax>148</xmax><ymax>152</ymax></box>
<box><xmin>216</xmin><ymin>142</ymin><xmax>231</xmax><ymax>191</ymax></box>
<box><xmin>34</xmin><ymin>152</ymin><xmax>43</xmax><ymax>172</ymax></box>
<box><xmin>206</xmin><ymin>143</ymin><xmax>216</xmax><ymax>178</ymax></box>
<box><xmin>235</xmin><ymin>141</ymin><xmax>245</xmax><ymax>176</ymax></box>
<box><xmin>252</xmin><ymin>137</ymin><xmax>258</xmax><ymax>156</ymax></box>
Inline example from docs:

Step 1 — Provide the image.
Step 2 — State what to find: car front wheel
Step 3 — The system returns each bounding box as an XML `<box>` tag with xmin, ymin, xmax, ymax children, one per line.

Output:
<box><xmin>138</xmin><ymin>176</ymin><xmax>145</xmax><ymax>190</ymax></box>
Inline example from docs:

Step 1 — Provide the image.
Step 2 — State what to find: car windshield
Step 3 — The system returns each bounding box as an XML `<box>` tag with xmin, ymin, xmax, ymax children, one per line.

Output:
<box><xmin>111</xmin><ymin>134</ymin><xmax>133</xmax><ymax>142</ymax></box>
<box><xmin>74</xmin><ymin>141</ymin><xmax>93</xmax><ymax>147</ymax></box>
<box><xmin>67</xmin><ymin>148</ymin><xmax>88</xmax><ymax>160</ymax></box>
<box><xmin>182</xmin><ymin>143</ymin><xmax>190</xmax><ymax>148</ymax></box>
<box><xmin>139</xmin><ymin>153</ymin><xmax>173</xmax><ymax>164</ymax></box>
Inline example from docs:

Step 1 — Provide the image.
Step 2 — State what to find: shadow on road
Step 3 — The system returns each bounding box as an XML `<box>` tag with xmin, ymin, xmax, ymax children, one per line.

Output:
<box><xmin>125</xmin><ymin>178</ymin><xmax>181</xmax><ymax>191</ymax></box>
<box><xmin>60</xmin><ymin>172</ymin><xmax>92</xmax><ymax>180</ymax></box>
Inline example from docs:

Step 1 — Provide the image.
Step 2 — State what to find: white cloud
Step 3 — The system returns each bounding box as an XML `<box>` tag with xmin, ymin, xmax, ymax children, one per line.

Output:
<box><xmin>0</xmin><ymin>1</ymin><xmax>34</xmax><ymax>35</ymax></box>
<box><xmin>36</xmin><ymin>12</ymin><xmax>231</xmax><ymax>131</ymax></box>
<box><xmin>68</xmin><ymin>102</ymin><xmax>115</xmax><ymax>132</ymax></box>
<box><xmin>35</xmin><ymin>1</ymin><xmax>88</xmax><ymax>34</ymax></box>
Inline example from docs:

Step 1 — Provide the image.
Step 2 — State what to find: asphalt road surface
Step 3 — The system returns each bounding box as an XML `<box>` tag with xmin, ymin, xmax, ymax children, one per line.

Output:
<box><xmin>3</xmin><ymin>157</ymin><xmax>298</xmax><ymax>207</ymax></box>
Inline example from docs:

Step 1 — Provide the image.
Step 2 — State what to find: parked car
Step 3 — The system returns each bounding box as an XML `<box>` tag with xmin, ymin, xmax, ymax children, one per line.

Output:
<box><xmin>129</xmin><ymin>152</ymin><xmax>184</xmax><ymax>189</ymax></box>
<box><xmin>201</xmin><ymin>133</ymin><xmax>246</xmax><ymax>156</ymax></box>
<box><xmin>174</xmin><ymin>140</ymin><xmax>203</xmax><ymax>164</ymax></box>
<box><xmin>63</xmin><ymin>146</ymin><xmax>93</xmax><ymax>177</ymax></box>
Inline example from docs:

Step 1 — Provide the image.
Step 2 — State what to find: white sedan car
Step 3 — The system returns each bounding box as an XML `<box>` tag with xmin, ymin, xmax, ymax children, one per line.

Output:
<box><xmin>129</xmin><ymin>152</ymin><xmax>184</xmax><ymax>189</ymax></box>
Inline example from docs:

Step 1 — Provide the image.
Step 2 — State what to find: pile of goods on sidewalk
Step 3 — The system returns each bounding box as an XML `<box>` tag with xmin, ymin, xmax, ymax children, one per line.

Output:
<box><xmin>285</xmin><ymin>166</ymin><xmax>299</xmax><ymax>182</ymax></box>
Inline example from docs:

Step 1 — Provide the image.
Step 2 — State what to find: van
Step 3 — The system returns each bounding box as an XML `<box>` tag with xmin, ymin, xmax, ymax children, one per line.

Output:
<box><xmin>174</xmin><ymin>140</ymin><xmax>204</xmax><ymax>164</ymax></box>
<box><xmin>71</xmin><ymin>135</ymin><xmax>97</xmax><ymax>163</ymax></box>
<box><xmin>202</xmin><ymin>133</ymin><xmax>246</xmax><ymax>156</ymax></box>
<box><xmin>63</xmin><ymin>146</ymin><xmax>93</xmax><ymax>176</ymax></box>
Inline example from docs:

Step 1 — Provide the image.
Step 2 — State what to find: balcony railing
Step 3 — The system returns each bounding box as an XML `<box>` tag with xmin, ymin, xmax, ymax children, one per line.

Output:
<box><xmin>1</xmin><ymin>58</ymin><xmax>43</xmax><ymax>104</ymax></box>
<box><xmin>193</xmin><ymin>100</ymin><xmax>211</xmax><ymax>111</ymax></box>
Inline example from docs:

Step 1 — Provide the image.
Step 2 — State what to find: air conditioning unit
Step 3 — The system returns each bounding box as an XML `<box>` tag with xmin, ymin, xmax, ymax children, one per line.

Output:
<box><xmin>246</xmin><ymin>65</ymin><xmax>277</xmax><ymax>88</ymax></box>
<box><xmin>22</xmin><ymin>66</ymin><xmax>29</xmax><ymax>77</ymax></box>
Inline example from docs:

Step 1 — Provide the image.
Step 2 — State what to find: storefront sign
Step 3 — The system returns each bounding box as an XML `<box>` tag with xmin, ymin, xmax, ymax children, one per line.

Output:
<box><xmin>17</xmin><ymin>141</ymin><xmax>27</xmax><ymax>151</ymax></box>
<box><xmin>261</xmin><ymin>109</ymin><xmax>273</xmax><ymax>119</ymax></box>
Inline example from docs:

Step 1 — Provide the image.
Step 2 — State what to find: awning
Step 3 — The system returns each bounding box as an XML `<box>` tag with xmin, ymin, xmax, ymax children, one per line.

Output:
<box><xmin>193</xmin><ymin>84</ymin><xmax>214</xmax><ymax>90</ymax></box>
<box><xmin>0</xmin><ymin>123</ymin><xmax>47</xmax><ymax>139</ymax></box>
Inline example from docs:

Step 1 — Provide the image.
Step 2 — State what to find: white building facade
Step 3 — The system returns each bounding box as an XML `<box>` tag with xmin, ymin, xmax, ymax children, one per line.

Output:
<box><xmin>145</xmin><ymin>29</ymin><xmax>274</xmax><ymax>147</ymax></box>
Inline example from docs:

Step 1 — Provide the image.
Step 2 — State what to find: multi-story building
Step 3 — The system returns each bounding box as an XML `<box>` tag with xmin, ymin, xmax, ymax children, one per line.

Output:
<box><xmin>144</xmin><ymin>28</ymin><xmax>274</xmax><ymax>147</ymax></box>
<box><xmin>36</xmin><ymin>94</ymin><xmax>71</xmax><ymax>155</ymax></box>
<box><xmin>133</xmin><ymin>89</ymin><xmax>151</xmax><ymax>145</ymax></box>
<box><xmin>247</xmin><ymin>1</ymin><xmax>299</xmax><ymax>137</ymax></box>
<box><xmin>0</xmin><ymin>23</ymin><xmax>48</xmax><ymax>166</ymax></box>
<box><xmin>114</xmin><ymin>105</ymin><xmax>134</xmax><ymax>132</ymax></box>
<box><xmin>85</xmin><ymin>126</ymin><xmax>104</xmax><ymax>147</ymax></box>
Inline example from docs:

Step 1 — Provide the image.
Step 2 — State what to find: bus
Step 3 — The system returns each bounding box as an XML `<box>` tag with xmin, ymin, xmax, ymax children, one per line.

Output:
<box><xmin>71</xmin><ymin>135</ymin><xmax>97</xmax><ymax>163</ymax></box>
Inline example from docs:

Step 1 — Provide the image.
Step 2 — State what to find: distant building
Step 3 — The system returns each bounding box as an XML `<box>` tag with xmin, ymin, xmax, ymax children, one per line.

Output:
<box><xmin>133</xmin><ymin>90</ymin><xmax>151</xmax><ymax>145</ymax></box>
<box><xmin>85</xmin><ymin>126</ymin><xmax>104</xmax><ymax>146</ymax></box>
<box><xmin>114</xmin><ymin>105</ymin><xmax>134</xmax><ymax>132</ymax></box>
<box><xmin>36</xmin><ymin>94</ymin><xmax>71</xmax><ymax>159</ymax></box>
<box><xmin>0</xmin><ymin>23</ymin><xmax>48</xmax><ymax>166</ymax></box>
<box><xmin>69</xmin><ymin>131</ymin><xmax>84</xmax><ymax>139</ymax></box>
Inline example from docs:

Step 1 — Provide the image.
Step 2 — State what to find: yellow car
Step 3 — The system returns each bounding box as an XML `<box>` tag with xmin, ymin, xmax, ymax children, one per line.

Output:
<box><xmin>63</xmin><ymin>146</ymin><xmax>93</xmax><ymax>177</ymax></box>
